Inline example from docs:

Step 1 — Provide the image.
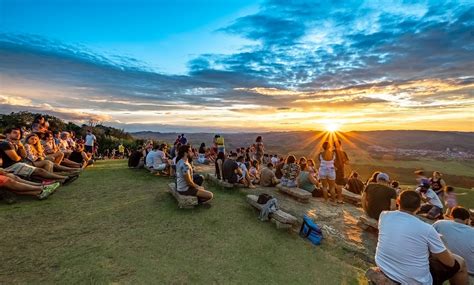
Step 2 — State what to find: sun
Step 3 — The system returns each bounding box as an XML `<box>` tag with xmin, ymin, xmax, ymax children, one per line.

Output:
<box><xmin>324</xmin><ymin>122</ymin><xmax>340</xmax><ymax>132</ymax></box>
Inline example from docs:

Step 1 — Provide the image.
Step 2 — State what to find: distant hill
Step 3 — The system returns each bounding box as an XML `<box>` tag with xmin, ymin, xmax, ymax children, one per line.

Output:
<box><xmin>132</xmin><ymin>130</ymin><xmax>474</xmax><ymax>154</ymax></box>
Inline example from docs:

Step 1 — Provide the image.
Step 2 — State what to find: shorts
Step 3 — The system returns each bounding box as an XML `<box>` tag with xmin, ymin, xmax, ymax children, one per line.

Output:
<box><xmin>0</xmin><ymin>175</ymin><xmax>11</xmax><ymax>187</ymax></box>
<box><xmin>153</xmin><ymin>163</ymin><xmax>167</xmax><ymax>171</ymax></box>
<box><xmin>5</xmin><ymin>163</ymin><xmax>36</xmax><ymax>178</ymax></box>
<box><xmin>429</xmin><ymin>256</ymin><xmax>461</xmax><ymax>285</ymax></box>
<box><xmin>217</xmin><ymin>146</ymin><xmax>225</xmax><ymax>154</ymax></box>
<box><xmin>319</xmin><ymin>167</ymin><xmax>336</xmax><ymax>180</ymax></box>
<box><xmin>177</xmin><ymin>186</ymin><xmax>198</xmax><ymax>196</ymax></box>
<box><xmin>85</xmin><ymin>145</ymin><xmax>93</xmax><ymax>153</ymax></box>
<box><xmin>280</xmin><ymin>178</ymin><xmax>297</xmax><ymax>187</ymax></box>
<box><xmin>420</xmin><ymin>204</ymin><xmax>443</xmax><ymax>219</ymax></box>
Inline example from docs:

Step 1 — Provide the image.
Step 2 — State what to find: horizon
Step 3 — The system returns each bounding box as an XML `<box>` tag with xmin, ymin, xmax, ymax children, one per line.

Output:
<box><xmin>1</xmin><ymin>1</ymin><xmax>474</xmax><ymax>133</ymax></box>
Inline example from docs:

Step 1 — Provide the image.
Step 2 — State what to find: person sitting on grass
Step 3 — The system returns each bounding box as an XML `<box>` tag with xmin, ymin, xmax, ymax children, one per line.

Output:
<box><xmin>248</xmin><ymin>160</ymin><xmax>260</xmax><ymax>185</ymax></box>
<box><xmin>0</xmin><ymin>169</ymin><xmax>60</xmax><ymax>201</ymax></box>
<box><xmin>31</xmin><ymin>115</ymin><xmax>49</xmax><ymax>137</ymax></box>
<box><xmin>175</xmin><ymin>145</ymin><xmax>213</xmax><ymax>206</ymax></box>
<box><xmin>297</xmin><ymin>163</ymin><xmax>322</xmax><ymax>197</ymax></box>
<box><xmin>375</xmin><ymin>190</ymin><xmax>469</xmax><ymax>285</ymax></box>
<box><xmin>24</xmin><ymin>134</ymin><xmax>81</xmax><ymax>175</ymax></box>
<box><xmin>236</xmin><ymin>156</ymin><xmax>256</xmax><ymax>188</ymax></box>
<box><xmin>58</xmin><ymin>131</ymin><xmax>73</xmax><ymax>155</ymax></box>
<box><xmin>444</xmin><ymin>186</ymin><xmax>458</xmax><ymax>217</ymax></box>
<box><xmin>416</xmin><ymin>180</ymin><xmax>444</xmax><ymax>220</ymax></box>
<box><xmin>281</xmin><ymin>155</ymin><xmax>300</xmax><ymax>188</ymax></box>
<box><xmin>433</xmin><ymin>206</ymin><xmax>474</xmax><ymax>276</ymax></box>
<box><xmin>0</xmin><ymin>127</ymin><xmax>74</xmax><ymax>184</ymax></box>
<box><xmin>69</xmin><ymin>142</ymin><xmax>93</xmax><ymax>168</ymax></box>
<box><xmin>259</xmin><ymin>162</ymin><xmax>279</xmax><ymax>187</ymax></box>
<box><xmin>222</xmin><ymin>152</ymin><xmax>243</xmax><ymax>185</ymax></box>
<box><xmin>128</xmin><ymin>147</ymin><xmax>144</xmax><ymax>168</ymax></box>
<box><xmin>41</xmin><ymin>131</ymin><xmax>65</xmax><ymax>165</ymax></box>
<box><xmin>344</xmin><ymin>171</ymin><xmax>364</xmax><ymax>195</ymax></box>
<box><xmin>197</xmin><ymin>143</ymin><xmax>209</xmax><ymax>164</ymax></box>
<box><xmin>362</xmin><ymin>172</ymin><xmax>397</xmax><ymax>220</ymax></box>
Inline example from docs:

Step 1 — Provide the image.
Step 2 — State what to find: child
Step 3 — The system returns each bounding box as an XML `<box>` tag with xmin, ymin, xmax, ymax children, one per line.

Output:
<box><xmin>444</xmin><ymin>186</ymin><xmax>458</xmax><ymax>217</ymax></box>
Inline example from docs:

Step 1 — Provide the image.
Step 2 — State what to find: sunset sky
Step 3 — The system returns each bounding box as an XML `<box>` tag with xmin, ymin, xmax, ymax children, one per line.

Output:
<box><xmin>1</xmin><ymin>0</ymin><xmax>473</xmax><ymax>132</ymax></box>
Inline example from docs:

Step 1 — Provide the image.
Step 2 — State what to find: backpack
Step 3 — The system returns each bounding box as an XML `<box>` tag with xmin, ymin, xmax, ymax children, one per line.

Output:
<box><xmin>257</xmin><ymin>193</ymin><xmax>273</xmax><ymax>204</ymax></box>
<box><xmin>299</xmin><ymin>215</ymin><xmax>323</xmax><ymax>245</ymax></box>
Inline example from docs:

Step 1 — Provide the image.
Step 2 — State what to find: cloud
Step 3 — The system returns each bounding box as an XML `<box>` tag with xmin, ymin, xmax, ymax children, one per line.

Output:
<box><xmin>0</xmin><ymin>0</ymin><xmax>473</xmax><ymax>132</ymax></box>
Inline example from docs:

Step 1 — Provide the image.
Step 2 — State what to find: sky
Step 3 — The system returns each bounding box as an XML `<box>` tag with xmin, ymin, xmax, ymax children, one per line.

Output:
<box><xmin>0</xmin><ymin>0</ymin><xmax>473</xmax><ymax>132</ymax></box>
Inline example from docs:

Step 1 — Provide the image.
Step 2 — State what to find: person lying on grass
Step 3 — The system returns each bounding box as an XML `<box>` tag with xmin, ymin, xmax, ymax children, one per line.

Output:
<box><xmin>0</xmin><ymin>169</ymin><xmax>60</xmax><ymax>201</ymax></box>
<box><xmin>175</xmin><ymin>145</ymin><xmax>213</xmax><ymax>205</ymax></box>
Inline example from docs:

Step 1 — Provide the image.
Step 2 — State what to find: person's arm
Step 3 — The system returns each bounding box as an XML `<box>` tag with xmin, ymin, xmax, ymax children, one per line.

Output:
<box><xmin>440</xmin><ymin>179</ymin><xmax>447</xmax><ymax>188</ymax></box>
<box><xmin>432</xmin><ymin>250</ymin><xmax>456</xmax><ymax>268</ymax></box>
<box><xmin>2</xmin><ymin>143</ymin><xmax>23</xmax><ymax>162</ymax></box>
<box><xmin>390</xmin><ymin>198</ymin><xmax>397</xmax><ymax>210</ymax></box>
<box><xmin>184</xmin><ymin>169</ymin><xmax>202</xmax><ymax>190</ymax></box>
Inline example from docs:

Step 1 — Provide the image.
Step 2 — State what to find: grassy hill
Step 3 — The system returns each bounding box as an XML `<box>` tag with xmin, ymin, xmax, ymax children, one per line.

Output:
<box><xmin>0</xmin><ymin>160</ymin><xmax>366</xmax><ymax>284</ymax></box>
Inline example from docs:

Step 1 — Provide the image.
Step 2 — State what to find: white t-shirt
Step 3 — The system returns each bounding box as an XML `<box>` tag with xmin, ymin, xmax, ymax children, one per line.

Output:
<box><xmin>145</xmin><ymin>150</ymin><xmax>157</xmax><ymax>168</ymax></box>
<box><xmin>423</xmin><ymin>189</ymin><xmax>443</xmax><ymax>208</ymax></box>
<box><xmin>433</xmin><ymin>220</ymin><xmax>474</xmax><ymax>275</ymax></box>
<box><xmin>85</xmin><ymin>134</ymin><xmax>96</xmax><ymax>146</ymax></box>
<box><xmin>375</xmin><ymin>211</ymin><xmax>446</xmax><ymax>285</ymax></box>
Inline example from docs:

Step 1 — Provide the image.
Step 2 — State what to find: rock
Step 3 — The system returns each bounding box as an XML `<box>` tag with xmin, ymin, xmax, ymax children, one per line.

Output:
<box><xmin>246</xmin><ymin>194</ymin><xmax>297</xmax><ymax>225</ymax></box>
<box><xmin>365</xmin><ymin>267</ymin><xmax>398</xmax><ymax>285</ymax></box>
<box><xmin>276</xmin><ymin>184</ymin><xmax>311</xmax><ymax>203</ymax></box>
<box><xmin>206</xmin><ymin>174</ymin><xmax>243</xmax><ymax>189</ymax></box>
<box><xmin>168</xmin><ymin>183</ymin><xmax>198</xmax><ymax>209</ymax></box>
<box><xmin>342</xmin><ymin>189</ymin><xmax>362</xmax><ymax>206</ymax></box>
<box><xmin>358</xmin><ymin>214</ymin><xmax>378</xmax><ymax>230</ymax></box>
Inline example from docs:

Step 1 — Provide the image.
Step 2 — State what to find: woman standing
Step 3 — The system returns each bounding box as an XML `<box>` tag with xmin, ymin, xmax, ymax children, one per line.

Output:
<box><xmin>255</xmin><ymin>136</ymin><xmax>264</xmax><ymax>164</ymax></box>
<box><xmin>430</xmin><ymin>171</ymin><xmax>446</xmax><ymax>200</ymax></box>
<box><xmin>318</xmin><ymin>141</ymin><xmax>342</xmax><ymax>204</ymax></box>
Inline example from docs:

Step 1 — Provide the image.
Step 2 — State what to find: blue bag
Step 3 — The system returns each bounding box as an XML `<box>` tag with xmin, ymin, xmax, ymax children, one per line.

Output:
<box><xmin>299</xmin><ymin>215</ymin><xmax>323</xmax><ymax>245</ymax></box>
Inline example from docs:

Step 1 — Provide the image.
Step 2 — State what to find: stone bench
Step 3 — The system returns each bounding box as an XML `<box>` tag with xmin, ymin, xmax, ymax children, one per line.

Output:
<box><xmin>246</xmin><ymin>194</ymin><xmax>297</xmax><ymax>229</ymax></box>
<box><xmin>358</xmin><ymin>214</ymin><xmax>379</xmax><ymax>230</ymax></box>
<box><xmin>365</xmin><ymin>267</ymin><xmax>398</xmax><ymax>285</ymax></box>
<box><xmin>342</xmin><ymin>189</ymin><xmax>362</xmax><ymax>206</ymax></box>
<box><xmin>168</xmin><ymin>183</ymin><xmax>198</xmax><ymax>209</ymax></box>
<box><xmin>276</xmin><ymin>184</ymin><xmax>311</xmax><ymax>203</ymax></box>
<box><xmin>206</xmin><ymin>174</ymin><xmax>243</xmax><ymax>189</ymax></box>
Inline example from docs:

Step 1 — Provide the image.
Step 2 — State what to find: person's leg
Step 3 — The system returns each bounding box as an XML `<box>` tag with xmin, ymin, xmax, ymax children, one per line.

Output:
<box><xmin>449</xmin><ymin>254</ymin><xmax>469</xmax><ymax>285</ymax></box>
<box><xmin>335</xmin><ymin>184</ymin><xmax>344</xmax><ymax>203</ymax></box>
<box><xmin>4</xmin><ymin>173</ymin><xmax>42</xmax><ymax>186</ymax></box>
<box><xmin>33</xmin><ymin>160</ymin><xmax>54</xmax><ymax>172</ymax></box>
<box><xmin>321</xmin><ymin>179</ymin><xmax>329</xmax><ymax>201</ymax></box>
<box><xmin>196</xmin><ymin>189</ymin><xmax>213</xmax><ymax>204</ymax></box>
<box><xmin>52</xmin><ymin>163</ymin><xmax>81</xmax><ymax>173</ymax></box>
<box><xmin>328</xmin><ymin>180</ymin><xmax>336</xmax><ymax>202</ymax></box>
<box><xmin>32</xmin><ymin>168</ymin><xmax>68</xmax><ymax>182</ymax></box>
<box><xmin>193</xmin><ymin>174</ymin><xmax>204</xmax><ymax>186</ymax></box>
<box><xmin>3</xmin><ymin>178</ymin><xmax>43</xmax><ymax>195</ymax></box>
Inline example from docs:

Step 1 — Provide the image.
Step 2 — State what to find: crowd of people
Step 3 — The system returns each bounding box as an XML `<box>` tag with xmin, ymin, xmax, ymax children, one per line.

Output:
<box><xmin>128</xmin><ymin>133</ymin><xmax>473</xmax><ymax>284</ymax></box>
<box><xmin>0</xmin><ymin>116</ymin><xmax>96</xmax><ymax>203</ymax></box>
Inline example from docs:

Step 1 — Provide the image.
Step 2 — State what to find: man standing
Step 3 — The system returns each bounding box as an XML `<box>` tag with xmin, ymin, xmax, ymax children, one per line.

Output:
<box><xmin>362</xmin><ymin>172</ymin><xmax>397</xmax><ymax>220</ymax></box>
<box><xmin>376</xmin><ymin>190</ymin><xmax>469</xmax><ymax>285</ymax></box>
<box><xmin>433</xmin><ymin>206</ymin><xmax>474</xmax><ymax>276</ymax></box>
<box><xmin>84</xmin><ymin>130</ymin><xmax>97</xmax><ymax>155</ymax></box>
<box><xmin>334</xmin><ymin>140</ymin><xmax>349</xmax><ymax>192</ymax></box>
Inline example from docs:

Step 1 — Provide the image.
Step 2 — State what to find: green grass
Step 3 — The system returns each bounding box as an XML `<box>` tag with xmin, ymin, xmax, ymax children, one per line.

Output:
<box><xmin>0</xmin><ymin>160</ymin><xmax>366</xmax><ymax>284</ymax></box>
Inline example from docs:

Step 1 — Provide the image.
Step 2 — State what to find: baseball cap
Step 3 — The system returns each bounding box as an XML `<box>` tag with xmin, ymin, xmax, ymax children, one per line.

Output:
<box><xmin>376</xmin><ymin>172</ymin><xmax>390</xmax><ymax>182</ymax></box>
<box><xmin>418</xmin><ymin>178</ymin><xmax>430</xmax><ymax>188</ymax></box>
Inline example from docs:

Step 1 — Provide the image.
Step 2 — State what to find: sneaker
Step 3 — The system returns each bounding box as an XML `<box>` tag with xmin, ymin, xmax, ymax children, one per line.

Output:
<box><xmin>62</xmin><ymin>175</ymin><xmax>79</xmax><ymax>186</ymax></box>
<box><xmin>38</xmin><ymin>182</ymin><xmax>60</xmax><ymax>200</ymax></box>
